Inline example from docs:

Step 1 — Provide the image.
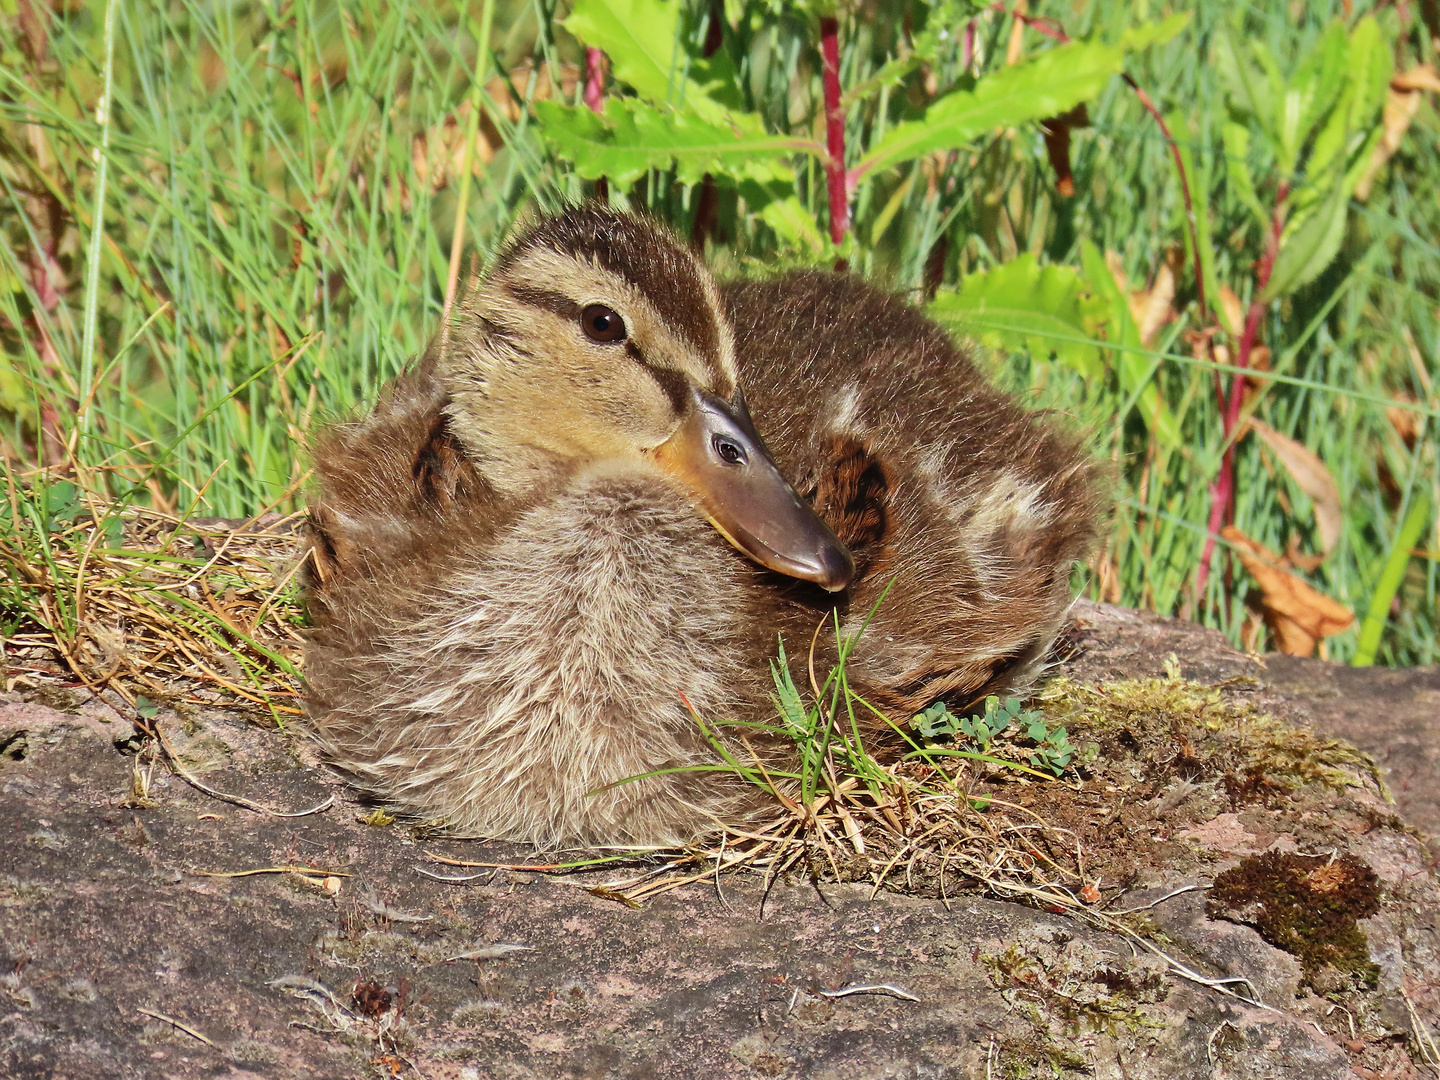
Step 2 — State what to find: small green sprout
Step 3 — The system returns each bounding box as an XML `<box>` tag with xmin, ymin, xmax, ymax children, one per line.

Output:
<box><xmin>911</xmin><ymin>695</ymin><xmax>1075</xmax><ymax>776</ymax></box>
<box><xmin>1029</xmin><ymin>724</ymin><xmax>1075</xmax><ymax>777</ymax></box>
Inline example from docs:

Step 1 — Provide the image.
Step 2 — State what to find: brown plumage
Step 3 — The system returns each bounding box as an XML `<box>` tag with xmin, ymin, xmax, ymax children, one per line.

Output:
<box><xmin>303</xmin><ymin>207</ymin><xmax>1105</xmax><ymax>848</ymax></box>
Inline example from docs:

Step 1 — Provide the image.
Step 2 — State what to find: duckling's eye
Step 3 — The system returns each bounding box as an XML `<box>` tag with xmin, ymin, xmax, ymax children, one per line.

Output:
<box><xmin>712</xmin><ymin>434</ymin><xmax>747</xmax><ymax>466</ymax></box>
<box><xmin>581</xmin><ymin>305</ymin><xmax>626</xmax><ymax>343</ymax></box>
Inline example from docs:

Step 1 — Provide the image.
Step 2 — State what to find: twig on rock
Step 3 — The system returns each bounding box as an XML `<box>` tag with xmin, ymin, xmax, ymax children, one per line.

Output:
<box><xmin>817</xmin><ymin>982</ymin><xmax>920</xmax><ymax>1002</ymax></box>
<box><xmin>136</xmin><ymin>1007</ymin><xmax>217</xmax><ymax>1047</ymax></box>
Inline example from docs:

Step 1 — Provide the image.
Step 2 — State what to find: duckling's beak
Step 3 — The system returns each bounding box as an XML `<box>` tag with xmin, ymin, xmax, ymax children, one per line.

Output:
<box><xmin>651</xmin><ymin>387</ymin><xmax>856</xmax><ymax>592</ymax></box>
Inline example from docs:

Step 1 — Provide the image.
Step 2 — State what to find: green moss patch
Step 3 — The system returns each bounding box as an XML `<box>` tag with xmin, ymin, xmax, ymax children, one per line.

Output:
<box><xmin>1206</xmin><ymin>851</ymin><xmax>1381</xmax><ymax>989</ymax></box>
<box><xmin>1036</xmin><ymin>673</ymin><xmax>1386</xmax><ymax>798</ymax></box>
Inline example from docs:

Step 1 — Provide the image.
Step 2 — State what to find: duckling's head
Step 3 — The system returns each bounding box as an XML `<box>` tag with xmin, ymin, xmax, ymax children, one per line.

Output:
<box><xmin>437</xmin><ymin>207</ymin><xmax>854</xmax><ymax>591</ymax></box>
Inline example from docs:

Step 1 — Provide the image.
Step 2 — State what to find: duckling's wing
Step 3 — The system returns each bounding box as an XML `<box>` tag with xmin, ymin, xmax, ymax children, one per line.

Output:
<box><xmin>305</xmin><ymin>365</ymin><xmax>505</xmax><ymax>594</ymax></box>
<box><xmin>723</xmin><ymin>271</ymin><xmax>1107</xmax><ymax>721</ymax></box>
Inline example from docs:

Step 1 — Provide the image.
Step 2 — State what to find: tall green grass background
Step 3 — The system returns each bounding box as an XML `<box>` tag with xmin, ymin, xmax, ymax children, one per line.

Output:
<box><xmin>1</xmin><ymin>0</ymin><xmax>1436</xmax><ymax>666</ymax></box>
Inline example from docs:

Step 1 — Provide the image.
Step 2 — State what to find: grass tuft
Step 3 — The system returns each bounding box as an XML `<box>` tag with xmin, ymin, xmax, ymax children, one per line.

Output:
<box><xmin>1</xmin><ymin>472</ymin><xmax>304</xmax><ymax>722</ymax></box>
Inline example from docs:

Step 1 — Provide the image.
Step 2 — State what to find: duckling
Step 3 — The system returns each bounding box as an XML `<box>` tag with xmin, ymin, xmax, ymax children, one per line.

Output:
<box><xmin>303</xmin><ymin>207</ymin><xmax>1104</xmax><ymax>848</ymax></box>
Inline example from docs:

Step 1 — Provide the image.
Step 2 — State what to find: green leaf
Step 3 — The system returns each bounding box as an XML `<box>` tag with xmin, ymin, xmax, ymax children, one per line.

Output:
<box><xmin>535</xmin><ymin>98</ymin><xmax>802</xmax><ymax>187</ymax></box>
<box><xmin>739</xmin><ymin>181</ymin><xmax>826</xmax><ymax>254</ymax></box>
<box><xmin>1305</xmin><ymin>18</ymin><xmax>1390</xmax><ymax>183</ymax></box>
<box><xmin>1213</xmin><ymin>26</ymin><xmax>1273</xmax><ymax>132</ymax></box>
<box><xmin>1117</xmin><ymin>12</ymin><xmax>1191</xmax><ymax>51</ymax></box>
<box><xmin>563</xmin><ymin>0</ymin><xmax>752</xmax><ymax>129</ymax></box>
<box><xmin>1345</xmin><ymin>16</ymin><xmax>1393</xmax><ymax>136</ymax></box>
<box><xmin>1290</xmin><ymin>20</ymin><xmax>1349</xmax><ymax>145</ymax></box>
<box><xmin>1249</xmin><ymin>43</ymin><xmax>1290</xmax><ymax>167</ymax></box>
<box><xmin>1027</xmin><ymin>721</ymin><xmax>1048</xmax><ymax>742</ymax></box>
<box><xmin>626</xmin><ymin>101</ymin><xmax>797</xmax><ymax>184</ymax></box>
<box><xmin>563</xmin><ymin>0</ymin><xmax>685</xmax><ymax>107</ymax></box>
<box><xmin>931</xmin><ymin>255</ymin><xmax>1104</xmax><ymax>378</ymax></box>
<box><xmin>534</xmin><ymin>100</ymin><xmax>652</xmax><ymax>185</ymax></box>
<box><xmin>770</xmin><ymin>640</ymin><xmax>812</xmax><ymax>740</ymax></box>
<box><xmin>1354</xmin><ymin>496</ymin><xmax>1434</xmax><ymax>666</ymax></box>
<box><xmin>912</xmin><ymin>700</ymin><xmax>960</xmax><ymax>741</ymax></box>
<box><xmin>1262</xmin><ymin>176</ymin><xmax>1348</xmax><ymax>301</ymax></box>
<box><xmin>1078</xmin><ymin>241</ymin><xmax>1181</xmax><ymax>451</ymax></box>
<box><xmin>1223</xmin><ymin>122</ymin><xmax>1268</xmax><ymax>227</ymax></box>
<box><xmin>851</xmin><ymin>39</ymin><xmax>1125</xmax><ymax>183</ymax></box>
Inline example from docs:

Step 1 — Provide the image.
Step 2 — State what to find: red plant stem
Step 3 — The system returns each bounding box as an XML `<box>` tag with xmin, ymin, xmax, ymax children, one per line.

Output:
<box><xmin>584</xmin><ymin>47</ymin><xmax>608</xmax><ymax>201</ymax></box>
<box><xmin>1194</xmin><ymin>186</ymin><xmax>1287</xmax><ymax>595</ymax></box>
<box><xmin>819</xmin><ymin>15</ymin><xmax>848</xmax><ymax>248</ymax></box>
<box><xmin>584</xmin><ymin>47</ymin><xmax>606</xmax><ymax>112</ymax></box>
<box><xmin>1123</xmin><ymin>75</ymin><xmax>1205</xmax><ymax>320</ymax></box>
<box><xmin>990</xmin><ymin>2</ymin><xmax>1068</xmax><ymax>44</ymax></box>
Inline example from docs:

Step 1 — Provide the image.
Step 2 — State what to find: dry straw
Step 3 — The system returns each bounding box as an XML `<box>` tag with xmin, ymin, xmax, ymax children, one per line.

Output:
<box><xmin>2</xmin><ymin>472</ymin><xmax>306</xmax><ymax>724</ymax></box>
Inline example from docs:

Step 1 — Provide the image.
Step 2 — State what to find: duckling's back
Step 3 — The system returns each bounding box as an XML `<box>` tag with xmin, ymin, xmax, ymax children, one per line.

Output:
<box><xmin>724</xmin><ymin>271</ymin><xmax>1106</xmax><ymax>721</ymax></box>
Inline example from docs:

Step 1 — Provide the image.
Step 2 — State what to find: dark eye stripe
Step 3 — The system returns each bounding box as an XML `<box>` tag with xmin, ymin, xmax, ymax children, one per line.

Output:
<box><xmin>625</xmin><ymin>341</ymin><xmax>689</xmax><ymax>414</ymax></box>
<box><xmin>508</xmin><ymin>281</ymin><xmax>691</xmax><ymax>414</ymax></box>
<box><xmin>508</xmin><ymin>285</ymin><xmax>582</xmax><ymax>321</ymax></box>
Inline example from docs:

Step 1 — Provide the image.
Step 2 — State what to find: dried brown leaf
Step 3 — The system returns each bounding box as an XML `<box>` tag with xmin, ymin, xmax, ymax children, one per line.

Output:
<box><xmin>1356</xmin><ymin>66</ymin><xmax>1439</xmax><ymax>199</ymax></box>
<box><xmin>1247</xmin><ymin>419</ymin><xmax>1342</xmax><ymax>556</ymax></box>
<box><xmin>1129</xmin><ymin>263</ymin><xmax>1175</xmax><ymax>347</ymax></box>
<box><xmin>1392</xmin><ymin>63</ymin><xmax>1440</xmax><ymax>93</ymax></box>
<box><xmin>1217</xmin><ymin>284</ymin><xmax>1245</xmax><ymax>339</ymax></box>
<box><xmin>1285</xmin><ymin>536</ymin><xmax>1326</xmax><ymax>574</ymax></box>
<box><xmin>1006</xmin><ymin>0</ymin><xmax>1028</xmax><ymax>65</ymax></box>
<box><xmin>1223</xmin><ymin>526</ymin><xmax>1353</xmax><ymax>657</ymax></box>
<box><xmin>1104</xmin><ymin>249</ymin><xmax>1127</xmax><ymax>294</ymax></box>
<box><xmin>1386</xmin><ymin>395</ymin><xmax>1420</xmax><ymax>448</ymax></box>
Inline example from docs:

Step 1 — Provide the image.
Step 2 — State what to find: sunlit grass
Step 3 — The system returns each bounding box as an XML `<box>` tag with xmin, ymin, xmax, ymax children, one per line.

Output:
<box><xmin>0</xmin><ymin>0</ymin><xmax>1435</xmax><ymax>667</ymax></box>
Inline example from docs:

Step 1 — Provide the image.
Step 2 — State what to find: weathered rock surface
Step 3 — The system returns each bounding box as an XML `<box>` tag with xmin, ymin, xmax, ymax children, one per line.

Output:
<box><xmin>2</xmin><ymin>602</ymin><xmax>1437</xmax><ymax>1079</ymax></box>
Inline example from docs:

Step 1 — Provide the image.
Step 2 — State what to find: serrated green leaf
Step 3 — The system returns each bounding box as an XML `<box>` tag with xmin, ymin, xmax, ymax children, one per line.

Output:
<box><xmin>1223</xmin><ymin>123</ymin><xmax>1268</xmax><ymax>226</ymax></box>
<box><xmin>1345</xmin><ymin>16</ymin><xmax>1393</xmax><ymax>134</ymax></box>
<box><xmin>1305</xmin><ymin>17</ymin><xmax>1390</xmax><ymax>184</ymax></box>
<box><xmin>851</xmin><ymin>39</ymin><xmax>1125</xmax><ymax>183</ymax></box>
<box><xmin>534</xmin><ymin>99</ymin><xmax>654</xmax><ymax>184</ymax></box>
<box><xmin>1290</xmin><ymin>20</ymin><xmax>1349</xmax><ymax>144</ymax></box>
<box><xmin>1213</xmin><ymin>26</ymin><xmax>1273</xmax><ymax>132</ymax></box>
<box><xmin>931</xmin><ymin>254</ymin><xmax>1104</xmax><ymax>378</ymax></box>
<box><xmin>563</xmin><ymin>0</ymin><xmax>754</xmax><ymax>130</ymax></box>
<box><xmin>535</xmin><ymin>98</ymin><xmax>803</xmax><ymax>187</ymax></box>
<box><xmin>562</xmin><ymin>0</ymin><xmax>686</xmax><ymax>108</ymax></box>
<box><xmin>1306</xmin><ymin>80</ymin><xmax>1355</xmax><ymax>181</ymax></box>
<box><xmin>1263</xmin><ymin>176</ymin><xmax>1348</xmax><ymax>301</ymax></box>
<box><xmin>627</xmin><ymin>102</ymin><xmax>798</xmax><ymax>184</ymax></box>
